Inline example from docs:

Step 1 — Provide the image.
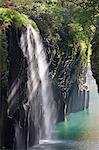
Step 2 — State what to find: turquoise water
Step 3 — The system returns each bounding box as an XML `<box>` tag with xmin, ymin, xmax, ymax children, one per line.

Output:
<box><xmin>31</xmin><ymin>65</ymin><xmax>99</xmax><ymax>150</ymax></box>
<box><xmin>55</xmin><ymin>65</ymin><xmax>99</xmax><ymax>141</ymax></box>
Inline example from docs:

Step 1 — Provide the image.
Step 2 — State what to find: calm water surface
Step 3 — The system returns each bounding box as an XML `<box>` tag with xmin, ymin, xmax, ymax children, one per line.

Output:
<box><xmin>31</xmin><ymin>65</ymin><xmax>99</xmax><ymax>150</ymax></box>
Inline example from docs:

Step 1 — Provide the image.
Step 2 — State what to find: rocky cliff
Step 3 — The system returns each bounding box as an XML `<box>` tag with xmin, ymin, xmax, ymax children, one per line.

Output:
<box><xmin>0</xmin><ymin>8</ymin><xmax>90</xmax><ymax>149</ymax></box>
<box><xmin>33</xmin><ymin>16</ymin><xmax>89</xmax><ymax>116</ymax></box>
<box><xmin>91</xmin><ymin>17</ymin><xmax>99</xmax><ymax>92</ymax></box>
<box><xmin>0</xmin><ymin>8</ymin><xmax>39</xmax><ymax>149</ymax></box>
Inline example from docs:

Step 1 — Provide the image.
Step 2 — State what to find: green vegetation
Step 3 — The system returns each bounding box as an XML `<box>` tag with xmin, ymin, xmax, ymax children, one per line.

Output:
<box><xmin>1</xmin><ymin>1</ymin><xmax>98</xmax><ymax>64</ymax></box>
<box><xmin>0</xmin><ymin>0</ymin><xmax>98</xmax><ymax>91</ymax></box>
<box><xmin>0</xmin><ymin>30</ymin><xmax>8</xmax><ymax>88</ymax></box>
<box><xmin>0</xmin><ymin>8</ymin><xmax>38</xmax><ymax>31</ymax></box>
<box><xmin>0</xmin><ymin>7</ymin><xmax>39</xmax><ymax>89</ymax></box>
<box><xmin>13</xmin><ymin>0</ymin><xmax>98</xmax><ymax>66</ymax></box>
<box><xmin>0</xmin><ymin>1</ymin><xmax>98</xmax><ymax>148</ymax></box>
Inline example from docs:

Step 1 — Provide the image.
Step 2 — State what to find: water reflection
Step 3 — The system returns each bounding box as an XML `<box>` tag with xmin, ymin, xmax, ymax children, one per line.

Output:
<box><xmin>55</xmin><ymin>64</ymin><xmax>99</xmax><ymax>141</ymax></box>
<box><xmin>31</xmin><ymin>140</ymin><xmax>99</xmax><ymax>150</ymax></box>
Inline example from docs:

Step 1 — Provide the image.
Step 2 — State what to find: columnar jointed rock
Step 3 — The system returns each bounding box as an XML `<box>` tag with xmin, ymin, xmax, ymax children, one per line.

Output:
<box><xmin>91</xmin><ymin>19</ymin><xmax>99</xmax><ymax>92</ymax></box>
<box><xmin>35</xmin><ymin>16</ymin><xmax>89</xmax><ymax>116</ymax></box>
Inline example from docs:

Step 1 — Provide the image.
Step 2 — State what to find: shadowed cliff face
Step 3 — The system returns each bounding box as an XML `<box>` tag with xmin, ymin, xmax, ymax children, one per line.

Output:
<box><xmin>33</xmin><ymin>17</ymin><xmax>89</xmax><ymax>116</ymax></box>
<box><xmin>5</xmin><ymin>26</ymin><xmax>28</xmax><ymax>149</ymax></box>
<box><xmin>0</xmin><ymin>16</ymin><xmax>90</xmax><ymax>149</ymax></box>
<box><xmin>91</xmin><ymin>26</ymin><xmax>99</xmax><ymax>93</ymax></box>
<box><xmin>5</xmin><ymin>25</ymin><xmax>57</xmax><ymax>150</ymax></box>
<box><xmin>0</xmin><ymin>30</ymin><xmax>8</xmax><ymax>149</ymax></box>
<box><xmin>6</xmin><ymin>25</ymin><xmax>47</xmax><ymax>149</ymax></box>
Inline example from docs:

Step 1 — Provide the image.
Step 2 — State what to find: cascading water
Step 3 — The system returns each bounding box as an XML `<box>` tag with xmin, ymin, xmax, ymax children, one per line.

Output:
<box><xmin>20</xmin><ymin>24</ymin><xmax>57</xmax><ymax>144</ymax></box>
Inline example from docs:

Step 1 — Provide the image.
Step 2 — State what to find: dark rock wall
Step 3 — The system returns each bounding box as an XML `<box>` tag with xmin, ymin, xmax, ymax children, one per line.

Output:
<box><xmin>5</xmin><ymin>26</ymin><xmax>44</xmax><ymax>149</ymax></box>
<box><xmin>32</xmin><ymin>16</ymin><xmax>87</xmax><ymax>116</ymax></box>
<box><xmin>91</xmin><ymin>24</ymin><xmax>99</xmax><ymax>92</ymax></box>
<box><xmin>0</xmin><ymin>30</ymin><xmax>8</xmax><ymax>149</ymax></box>
<box><xmin>4</xmin><ymin>26</ymin><xmax>28</xmax><ymax>149</ymax></box>
<box><xmin>0</xmin><ymin>22</ymin><xmax>90</xmax><ymax>149</ymax></box>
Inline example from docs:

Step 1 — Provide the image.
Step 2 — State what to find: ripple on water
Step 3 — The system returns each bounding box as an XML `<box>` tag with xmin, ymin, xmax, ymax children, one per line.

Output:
<box><xmin>30</xmin><ymin>140</ymin><xmax>99</xmax><ymax>150</ymax></box>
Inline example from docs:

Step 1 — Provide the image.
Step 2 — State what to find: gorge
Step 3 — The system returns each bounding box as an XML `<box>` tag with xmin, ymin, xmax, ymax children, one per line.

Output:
<box><xmin>0</xmin><ymin>2</ymin><xmax>99</xmax><ymax>150</ymax></box>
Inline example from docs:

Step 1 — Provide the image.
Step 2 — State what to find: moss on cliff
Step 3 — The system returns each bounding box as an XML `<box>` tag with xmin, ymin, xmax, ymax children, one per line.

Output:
<box><xmin>0</xmin><ymin>7</ymin><xmax>39</xmax><ymax>87</ymax></box>
<box><xmin>0</xmin><ymin>8</ymin><xmax>39</xmax><ymax>31</ymax></box>
<box><xmin>0</xmin><ymin>30</ymin><xmax>8</xmax><ymax>88</ymax></box>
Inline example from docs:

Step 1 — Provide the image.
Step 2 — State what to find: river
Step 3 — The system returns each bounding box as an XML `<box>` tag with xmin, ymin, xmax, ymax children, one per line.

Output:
<box><xmin>31</xmin><ymin>64</ymin><xmax>99</xmax><ymax>150</ymax></box>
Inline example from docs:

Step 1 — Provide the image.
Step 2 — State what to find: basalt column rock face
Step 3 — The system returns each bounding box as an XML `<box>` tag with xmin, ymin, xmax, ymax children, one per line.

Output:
<box><xmin>5</xmin><ymin>26</ymin><xmax>28</xmax><ymax>149</ymax></box>
<box><xmin>6</xmin><ymin>25</ymin><xmax>44</xmax><ymax>149</ymax></box>
<box><xmin>1</xmin><ymin>8</ymin><xmax>57</xmax><ymax>150</ymax></box>
<box><xmin>5</xmin><ymin>24</ymin><xmax>57</xmax><ymax>150</ymax></box>
<box><xmin>33</xmin><ymin>16</ymin><xmax>89</xmax><ymax>118</ymax></box>
<box><xmin>91</xmin><ymin>22</ymin><xmax>99</xmax><ymax>93</ymax></box>
<box><xmin>52</xmin><ymin>82</ymin><xmax>65</xmax><ymax>122</ymax></box>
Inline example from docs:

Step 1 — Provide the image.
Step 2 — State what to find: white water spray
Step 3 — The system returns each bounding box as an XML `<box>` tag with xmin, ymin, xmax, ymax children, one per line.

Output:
<box><xmin>20</xmin><ymin>24</ymin><xmax>57</xmax><ymax>141</ymax></box>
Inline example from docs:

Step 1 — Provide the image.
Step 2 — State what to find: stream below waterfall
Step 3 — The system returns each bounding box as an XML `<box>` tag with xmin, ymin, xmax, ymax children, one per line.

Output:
<box><xmin>31</xmin><ymin>64</ymin><xmax>99</xmax><ymax>150</ymax></box>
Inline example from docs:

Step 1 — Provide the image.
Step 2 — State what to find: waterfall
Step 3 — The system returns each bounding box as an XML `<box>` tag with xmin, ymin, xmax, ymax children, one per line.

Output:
<box><xmin>20</xmin><ymin>25</ymin><xmax>57</xmax><ymax>143</ymax></box>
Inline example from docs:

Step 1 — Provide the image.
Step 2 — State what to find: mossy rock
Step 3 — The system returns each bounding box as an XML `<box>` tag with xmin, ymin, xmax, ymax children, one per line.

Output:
<box><xmin>0</xmin><ymin>8</ymin><xmax>39</xmax><ymax>31</ymax></box>
<box><xmin>0</xmin><ymin>8</ymin><xmax>39</xmax><ymax>91</ymax></box>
